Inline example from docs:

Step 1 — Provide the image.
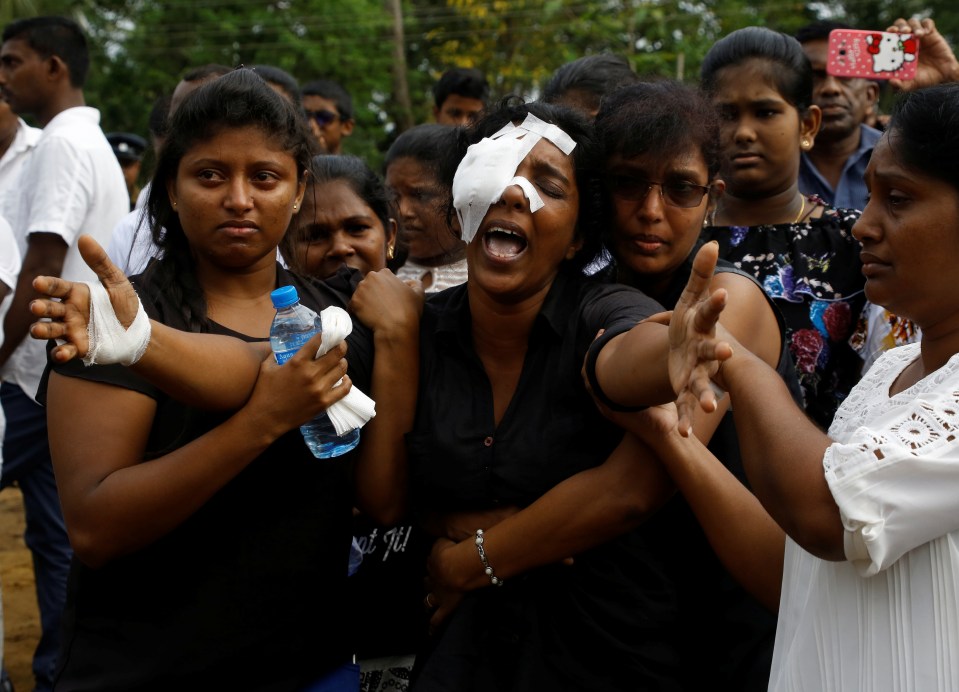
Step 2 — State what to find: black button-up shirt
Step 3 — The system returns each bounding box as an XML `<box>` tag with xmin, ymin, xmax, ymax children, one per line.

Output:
<box><xmin>408</xmin><ymin>271</ymin><xmax>685</xmax><ymax>691</ymax></box>
<box><xmin>409</xmin><ymin>270</ymin><xmax>662</xmax><ymax>510</ymax></box>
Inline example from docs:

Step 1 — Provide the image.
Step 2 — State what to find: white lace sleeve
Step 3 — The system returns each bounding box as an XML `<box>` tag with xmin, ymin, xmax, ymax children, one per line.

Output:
<box><xmin>824</xmin><ymin>370</ymin><xmax>959</xmax><ymax>577</ymax></box>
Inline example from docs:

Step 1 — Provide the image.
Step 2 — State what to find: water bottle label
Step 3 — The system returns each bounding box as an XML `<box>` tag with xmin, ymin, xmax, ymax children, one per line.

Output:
<box><xmin>273</xmin><ymin>331</ymin><xmax>314</xmax><ymax>365</ymax></box>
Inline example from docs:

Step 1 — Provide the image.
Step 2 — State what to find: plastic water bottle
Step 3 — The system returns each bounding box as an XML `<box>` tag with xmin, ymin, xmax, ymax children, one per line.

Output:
<box><xmin>269</xmin><ymin>285</ymin><xmax>360</xmax><ymax>458</ymax></box>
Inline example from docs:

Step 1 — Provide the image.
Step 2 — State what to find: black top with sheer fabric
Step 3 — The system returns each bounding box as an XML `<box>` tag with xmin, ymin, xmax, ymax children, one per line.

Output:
<box><xmin>41</xmin><ymin>264</ymin><xmax>373</xmax><ymax>691</ymax></box>
<box><xmin>701</xmin><ymin>203</ymin><xmax>865</xmax><ymax>428</ymax></box>
<box><xmin>407</xmin><ymin>271</ymin><xmax>684</xmax><ymax>691</ymax></box>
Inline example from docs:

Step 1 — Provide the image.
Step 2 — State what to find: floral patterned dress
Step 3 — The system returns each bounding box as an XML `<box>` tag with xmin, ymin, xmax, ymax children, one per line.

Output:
<box><xmin>849</xmin><ymin>302</ymin><xmax>921</xmax><ymax>373</ymax></box>
<box><xmin>701</xmin><ymin>201</ymin><xmax>865</xmax><ymax>429</ymax></box>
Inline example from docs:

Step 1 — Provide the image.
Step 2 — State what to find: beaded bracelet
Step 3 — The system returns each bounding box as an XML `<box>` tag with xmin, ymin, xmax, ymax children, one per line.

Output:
<box><xmin>474</xmin><ymin>529</ymin><xmax>504</xmax><ymax>587</ymax></box>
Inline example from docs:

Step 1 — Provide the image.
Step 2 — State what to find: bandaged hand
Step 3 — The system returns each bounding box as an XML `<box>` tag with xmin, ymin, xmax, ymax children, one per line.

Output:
<box><xmin>30</xmin><ymin>235</ymin><xmax>147</xmax><ymax>364</ymax></box>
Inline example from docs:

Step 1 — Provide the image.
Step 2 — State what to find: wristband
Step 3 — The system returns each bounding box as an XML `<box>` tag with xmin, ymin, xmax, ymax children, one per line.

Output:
<box><xmin>475</xmin><ymin>529</ymin><xmax>504</xmax><ymax>587</ymax></box>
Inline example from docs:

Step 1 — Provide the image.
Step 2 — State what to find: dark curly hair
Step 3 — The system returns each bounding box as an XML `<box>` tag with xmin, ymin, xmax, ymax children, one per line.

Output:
<box><xmin>595</xmin><ymin>80</ymin><xmax>721</xmax><ymax>179</ymax></box>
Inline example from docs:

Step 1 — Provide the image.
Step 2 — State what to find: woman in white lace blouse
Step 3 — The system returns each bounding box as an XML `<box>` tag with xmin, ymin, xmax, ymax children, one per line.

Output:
<box><xmin>629</xmin><ymin>83</ymin><xmax>959</xmax><ymax>691</ymax></box>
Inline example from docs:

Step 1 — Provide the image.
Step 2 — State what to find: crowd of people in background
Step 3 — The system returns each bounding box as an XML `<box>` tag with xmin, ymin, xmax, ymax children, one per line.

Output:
<box><xmin>1</xmin><ymin>9</ymin><xmax>959</xmax><ymax>692</ymax></box>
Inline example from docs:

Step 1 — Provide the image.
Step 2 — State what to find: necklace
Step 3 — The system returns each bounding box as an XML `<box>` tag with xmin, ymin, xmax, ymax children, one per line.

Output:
<box><xmin>707</xmin><ymin>194</ymin><xmax>810</xmax><ymax>227</ymax></box>
<box><xmin>792</xmin><ymin>196</ymin><xmax>806</xmax><ymax>224</ymax></box>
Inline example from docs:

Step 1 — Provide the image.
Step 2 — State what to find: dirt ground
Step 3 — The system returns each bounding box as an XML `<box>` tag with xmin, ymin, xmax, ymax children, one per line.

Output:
<box><xmin>0</xmin><ymin>487</ymin><xmax>40</xmax><ymax>691</ymax></box>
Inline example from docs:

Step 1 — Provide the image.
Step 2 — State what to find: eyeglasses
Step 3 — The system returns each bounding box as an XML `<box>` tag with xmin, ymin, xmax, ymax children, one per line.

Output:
<box><xmin>608</xmin><ymin>175</ymin><xmax>711</xmax><ymax>209</ymax></box>
<box><xmin>304</xmin><ymin>109</ymin><xmax>340</xmax><ymax>127</ymax></box>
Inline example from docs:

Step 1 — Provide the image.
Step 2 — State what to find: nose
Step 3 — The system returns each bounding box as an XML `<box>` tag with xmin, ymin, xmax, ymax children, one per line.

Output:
<box><xmin>732</xmin><ymin>117</ymin><xmax>756</xmax><ymax>144</ymax></box>
<box><xmin>637</xmin><ymin>183</ymin><xmax>665</xmax><ymax>221</ymax></box>
<box><xmin>224</xmin><ymin>177</ymin><xmax>254</xmax><ymax>213</ymax></box>
<box><xmin>308</xmin><ymin>120</ymin><xmax>325</xmax><ymax>147</ymax></box>
<box><xmin>498</xmin><ymin>181</ymin><xmax>529</xmax><ymax>211</ymax></box>
<box><xmin>851</xmin><ymin>198</ymin><xmax>880</xmax><ymax>244</ymax></box>
<box><xmin>327</xmin><ymin>230</ymin><xmax>355</xmax><ymax>259</ymax></box>
<box><xmin>817</xmin><ymin>74</ymin><xmax>843</xmax><ymax>97</ymax></box>
<box><xmin>396</xmin><ymin>193</ymin><xmax>417</xmax><ymax>223</ymax></box>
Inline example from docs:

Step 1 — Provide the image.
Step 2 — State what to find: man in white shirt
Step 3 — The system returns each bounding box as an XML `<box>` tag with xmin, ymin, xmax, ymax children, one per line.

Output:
<box><xmin>0</xmin><ymin>98</ymin><xmax>41</xmax><ymax>224</ymax></box>
<box><xmin>0</xmin><ymin>96</ymin><xmax>39</xmax><ymax>468</ymax></box>
<box><xmin>0</xmin><ymin>214</ymin><xmax>19</xmax><ymax>688</ymax></box>
<box><xmin>0</xmin><ymin>216</ymin><xmax>18</xmax><ymax>449</ymax></box>
<box><xmin>0</xmin><ymin>16</ymin><xmax>127</xmax><ymax>690</ymax></box>
<box><xmin>0</xmin><ymin>85</ymin><xmax>37</xmax><ymax>692</ymax></box>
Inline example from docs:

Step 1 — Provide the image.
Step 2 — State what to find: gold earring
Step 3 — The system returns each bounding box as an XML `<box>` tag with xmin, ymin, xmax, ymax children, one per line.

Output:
<box><xmin>172</xmin><ymin>201</ymin><xmax>177</xmax><ymax>210</ymax></box>
<box><xmin>293</xmin><ymin>203</ymin><xmax>298</xmax><ymax>211</ymax></box>
<box><xmin>801</xmin><ymin>137</ymin><xmax>811</xmax><ymax>150</ymax></box>
<box><xmin>387</xmin><ymin>243</ymin><xmax>395</xmax><ymax>260</ymax></box>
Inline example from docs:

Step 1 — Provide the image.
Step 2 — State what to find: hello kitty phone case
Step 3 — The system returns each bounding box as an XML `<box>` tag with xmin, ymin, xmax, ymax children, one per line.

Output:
<box><xmin>826</xmin><ymin>29</ymin><xmax>919</xmax><ymax>81</ymax></box>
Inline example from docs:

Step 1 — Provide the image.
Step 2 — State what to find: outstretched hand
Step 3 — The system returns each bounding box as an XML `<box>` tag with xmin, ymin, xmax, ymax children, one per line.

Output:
<box><xmin>666</xmin><ymin>241</ymin><xmax>733</xmax><ymax>436</ymax></box>
<box><xmin>29</xmin><ymin>235</ymin><xmax>140</xmax><ymax>363</ymax></box>
<box><xmin>886</xmin><ymin>17</ymin><xmax>959</xmax><ymax>92</ymax></box>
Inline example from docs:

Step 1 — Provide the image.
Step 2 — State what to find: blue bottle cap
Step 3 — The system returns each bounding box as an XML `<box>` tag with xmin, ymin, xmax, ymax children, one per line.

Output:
<box><xmin>270</xmin><ymin>285</ymin><xmax>300</xmax><ymax>309</ymax></box>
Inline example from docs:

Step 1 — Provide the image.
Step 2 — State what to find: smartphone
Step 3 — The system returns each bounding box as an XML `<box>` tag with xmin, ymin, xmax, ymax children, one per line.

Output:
<box><xmin>826</xmin><ymin>29</ymin><xmax>919</xmax><ymax>81</ymax></box>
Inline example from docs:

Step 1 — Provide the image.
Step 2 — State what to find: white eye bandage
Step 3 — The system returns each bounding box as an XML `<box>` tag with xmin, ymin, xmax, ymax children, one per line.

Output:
<box><xmin>313</xmin><ymin>306</ymin><xmax>376</xmax><ymax>435</ymax></box>
<box><xmin>452</xmin><ymin>113</ymin><xmax>577</xmax><ymax>243</ymax></box>
<box><xmin>81</xmin><ymin>281</ymin><xmax>152</xmax><ymax>367</ymax></box>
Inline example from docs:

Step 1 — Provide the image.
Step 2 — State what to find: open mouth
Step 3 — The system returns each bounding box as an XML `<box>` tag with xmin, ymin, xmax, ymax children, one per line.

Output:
<box><xmin>484</xmin><ymin>227</ymin><xmax>528</xmax><ymax>259</ymax></box>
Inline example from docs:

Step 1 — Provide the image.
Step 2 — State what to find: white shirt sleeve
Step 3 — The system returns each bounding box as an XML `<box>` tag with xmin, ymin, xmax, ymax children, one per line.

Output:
<box><xmin>107</xmin><ymin>207</ymin><xmax>155</xmax><ymax>276</ymax></box>
<box><xmin>0</xmin><ymin>215</ymin><xmax>20</xmax><ymax>292</ymax></box>
<box><xmin>824</xmin><ymin>389</ymin><xmax>959</xmax><ymax>577</ymax></box>
<box><xmin>22</xmin><ymin>135</ymin><xmax>93</xmax><ymax>244</ymax></box>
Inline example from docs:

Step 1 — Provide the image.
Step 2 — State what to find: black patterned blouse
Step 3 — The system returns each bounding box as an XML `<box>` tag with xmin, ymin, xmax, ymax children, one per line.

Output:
<box><xmin>701</xmin><ymin>200</ymin><xmax>866</xmax><ymax>429</ymax></box>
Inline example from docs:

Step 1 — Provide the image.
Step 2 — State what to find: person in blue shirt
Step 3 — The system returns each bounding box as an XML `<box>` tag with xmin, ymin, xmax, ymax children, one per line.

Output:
<box><xmin>794</xmin><ymin>21</ymin><xmax>880</xmax><ymax>212</ymax></box>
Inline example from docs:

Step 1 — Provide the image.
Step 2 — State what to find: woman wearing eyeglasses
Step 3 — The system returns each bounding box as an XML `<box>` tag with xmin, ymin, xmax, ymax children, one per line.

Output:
<box><xmin>595</xmin><ymin>80</ymin><xmax>795</xmax><ymax>691</ymax></box>
<box><xmin>699</xmin><ymin>28</ymin><xmax>865</xmax><ymax>430</ymax></box>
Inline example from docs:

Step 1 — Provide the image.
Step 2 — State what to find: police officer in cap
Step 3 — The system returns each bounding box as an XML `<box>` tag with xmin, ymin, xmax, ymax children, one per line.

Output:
<box><xmin>107</xmin><ymin>132</ymin><xmax>147</xmax><ymax>209</ymax></box>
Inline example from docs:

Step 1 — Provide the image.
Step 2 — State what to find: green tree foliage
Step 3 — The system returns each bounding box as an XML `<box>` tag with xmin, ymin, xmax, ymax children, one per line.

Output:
<box><xmin>5</xmin><ymin>0</ymin><xmax>957</xmax><ymax>169</ymax></box>
<box><xmin>423</xmin><ymin>0</ymin><xmax>817</xmax><ymax>93</ymax></box>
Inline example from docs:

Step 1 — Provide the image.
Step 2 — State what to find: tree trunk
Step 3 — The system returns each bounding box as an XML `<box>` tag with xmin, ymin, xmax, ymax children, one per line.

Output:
<box><xmin>388</xmin><ymin>0</ymin><xmax>414</xmax><ymax>133</ymax></box>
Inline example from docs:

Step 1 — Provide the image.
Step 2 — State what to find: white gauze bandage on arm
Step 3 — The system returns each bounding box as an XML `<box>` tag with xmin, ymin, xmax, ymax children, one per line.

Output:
<box><xmin>451</xmin><ymin>113</ymin><xmax>577</xmax><ymax>243</ymax></box>
<box><xmin>313</xmin><ymin>306</ymin><xmax>376</xmax><ymax>435</ymax></box>
<box><xmin>81</xmin><ymin>280</ymin><xmax>152</xmax><ymax>366</ymax></box>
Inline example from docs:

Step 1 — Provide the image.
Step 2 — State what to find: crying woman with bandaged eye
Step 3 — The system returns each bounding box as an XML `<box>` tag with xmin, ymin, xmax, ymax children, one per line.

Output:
<box><xmin>390</xmin><ymin>100</ymin><xmax>732</xmax><ymax>691</ymax></box>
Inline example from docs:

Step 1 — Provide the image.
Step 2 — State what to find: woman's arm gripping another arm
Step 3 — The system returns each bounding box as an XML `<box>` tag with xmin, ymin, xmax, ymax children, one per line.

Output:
<box><xmin>47</xmin><ymin>331</ymin><xmax>350</xmax><ymax>568</ymax></box>
<box><xmin>593</xmin><ymin>242</ymin><xmax>732</xmax><ymax>429</ymax></box>
<box><xmin>424</xmin><ymin>433</ymin><xmax>674</xmax><ymax>629</ymax></box>
<box><xmin>714</xmin><ymin>334</ymin><xmax>843</xmax><ymax>561</ymax></box>
<box><xmin>30</xmin><ymin>235</ymin><xmax>264</xmax><ymax>410</ymax></box>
